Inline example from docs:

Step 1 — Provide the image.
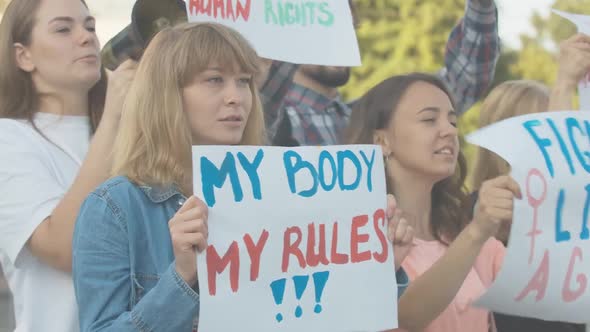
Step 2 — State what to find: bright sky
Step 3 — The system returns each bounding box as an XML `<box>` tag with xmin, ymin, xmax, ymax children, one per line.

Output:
<box><xmin>495</xmin><ymin>0</ymin><xmax>555</xmax><ymax>48</ymax></box>
<box><xmin>87</xmin><ymin>0</ymin><xmax>560</xmax><ymax>50</ymax></box>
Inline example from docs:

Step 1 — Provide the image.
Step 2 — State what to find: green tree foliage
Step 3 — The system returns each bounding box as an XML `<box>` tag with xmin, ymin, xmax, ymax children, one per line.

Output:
<box><xmin>343</xmin><ymin>0</ymin><xmax>464</xmax><ymax>100</ymax></box>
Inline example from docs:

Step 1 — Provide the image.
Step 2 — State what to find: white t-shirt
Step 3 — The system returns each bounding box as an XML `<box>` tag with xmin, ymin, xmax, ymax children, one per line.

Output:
<box><xmin>0</xmin><ymin>112</ymin><xmax>91</xmax><ymax>332</ymax></box>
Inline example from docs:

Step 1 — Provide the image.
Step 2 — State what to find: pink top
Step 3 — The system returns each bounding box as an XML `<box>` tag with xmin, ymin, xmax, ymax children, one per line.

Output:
<box><xmin>397</xmin><ymin>237</ymin><xmax>505</xmax><ymax>332</ymax></box>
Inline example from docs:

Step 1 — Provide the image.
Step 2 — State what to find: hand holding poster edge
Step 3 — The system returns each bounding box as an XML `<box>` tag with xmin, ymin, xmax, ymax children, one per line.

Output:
<box><xmin>552</xmin><ymin>9</ymin><xmax>590</xmax><ymax>111</ymax></box>
<box><xmin>466</xmin><ymin>110</ymin><xmax>590</xmax><ymax>323</ymax></box>
<box><xmin>552</xmin><ymin>9</ymin><xmax>590</xmax><ymax>35</ymax></box>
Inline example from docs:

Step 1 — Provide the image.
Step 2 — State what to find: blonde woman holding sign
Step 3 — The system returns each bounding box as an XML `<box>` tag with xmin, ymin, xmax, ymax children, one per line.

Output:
<box><xmin>72</xmin><ymin>22</ymin><xmax>410</xmax><ymax>332</ymax></box>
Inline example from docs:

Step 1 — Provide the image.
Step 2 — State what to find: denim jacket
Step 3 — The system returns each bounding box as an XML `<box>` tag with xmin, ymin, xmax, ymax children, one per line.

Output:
<box><xmin>73</xmin><ymin>176</ymin><xmax>409</xmax><ymax>332</ymax></box>
<box><xmin>72</xmin><ymin>176</ymin><xmax>199</xmax><ymax>332</ymax></box>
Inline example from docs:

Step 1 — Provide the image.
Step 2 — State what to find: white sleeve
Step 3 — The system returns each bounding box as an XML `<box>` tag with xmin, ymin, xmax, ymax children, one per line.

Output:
<box><xmin>0</xmin><ymin>121</ymin><xmax>64</xmax><ymax>266</ymax></box>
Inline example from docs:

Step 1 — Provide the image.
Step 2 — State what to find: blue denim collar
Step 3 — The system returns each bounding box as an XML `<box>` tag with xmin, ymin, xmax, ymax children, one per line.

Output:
<box><xmin>138</xmin><ymin>183</ymin><xmax>185</xmax><ymax>203</ymax></box>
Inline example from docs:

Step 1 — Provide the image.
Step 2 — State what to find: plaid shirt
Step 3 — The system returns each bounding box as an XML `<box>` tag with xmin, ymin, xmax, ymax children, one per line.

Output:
<box><xmin>261</xmin><ymin>0</ymin><xmax>499</xmax><ymax>146</ymax></box>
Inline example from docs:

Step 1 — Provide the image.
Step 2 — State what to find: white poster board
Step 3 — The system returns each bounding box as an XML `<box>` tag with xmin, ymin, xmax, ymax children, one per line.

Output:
<box><xmin>468</xmin><ymin>111</ymin><xmax>590</xmax><ymax>323</ymax></box>
<box><xmin>185</xmin><ymin>0</ymin><xmax>361</xmax><ymax>66</ymax></box>
<box><xmin>193</xmin><ymin>145</ymin><xmax>397</xmax><ymax>331</ymax></box>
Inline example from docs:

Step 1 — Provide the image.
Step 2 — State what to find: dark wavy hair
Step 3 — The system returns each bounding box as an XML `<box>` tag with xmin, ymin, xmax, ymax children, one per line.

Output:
<box><xmin>346</xmin><ymin>72</ymin><xmax>470</xmax><ymax>244</ymax></box>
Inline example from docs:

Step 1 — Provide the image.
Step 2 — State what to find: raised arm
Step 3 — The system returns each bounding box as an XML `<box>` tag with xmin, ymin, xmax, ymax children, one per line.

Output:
<box><xmin>439</xmin><ymin>0</ymin><xmax>500</xmax><ymax>115</ymax></box>
<box><xmin>549</xmin><ymin>33</ymin><xmax>590</xmax><ymax>111</ymax></box>
<box><xmin>396</xmin><ymin>176</ymin><xmax>520</xmax><ymax>331</ymax></box>
<box><xmin>25</xmin><ymin>61</ymin><xmax>136</xmax><ymax>272</ymax></box>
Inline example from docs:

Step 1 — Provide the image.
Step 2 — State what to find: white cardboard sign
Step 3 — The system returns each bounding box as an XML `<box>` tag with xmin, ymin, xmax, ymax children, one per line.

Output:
<box><xmin>185</xmin><ymin>0</ymin><xmax>361</xmax><ymax>66</ymax></box>
<box><xmin>468</xmin><ymin>111</ymin><xmax>590</xmax><ymax>323</ymax></box>
<box><xmin>193</xmin><ymin>145</ymin><xmax>398</xmax><ymax>331</ymax></box>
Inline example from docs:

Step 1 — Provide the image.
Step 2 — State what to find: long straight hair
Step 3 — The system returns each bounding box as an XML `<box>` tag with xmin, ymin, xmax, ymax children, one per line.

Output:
<box><xmin>347</xmin><ymin>73</ymin><xmax>470</xmax><ymax>244</ymax></box>
<box><xmin>0</xmin><ymin>0</ymin><xmax>107</xmax><ymax>133</ymax></box>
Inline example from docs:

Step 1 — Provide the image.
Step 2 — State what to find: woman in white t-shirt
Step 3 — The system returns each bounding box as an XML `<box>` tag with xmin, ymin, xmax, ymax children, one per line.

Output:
<box><xmin>0</xmin><ymin>0</ymin><xmax>135</xmax><ymax>331</ymax></box>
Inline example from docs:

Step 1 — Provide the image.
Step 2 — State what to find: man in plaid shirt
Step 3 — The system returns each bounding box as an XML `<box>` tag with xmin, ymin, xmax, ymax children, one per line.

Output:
<box><xmin>260</xmin><ymin>0</ymin><xmax>500</xmax><ymax>146</ymax></box>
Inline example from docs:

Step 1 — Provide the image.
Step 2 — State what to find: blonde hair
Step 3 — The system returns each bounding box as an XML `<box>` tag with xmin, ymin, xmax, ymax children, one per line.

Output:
<box><xmin>112</xmin><ymin>22</ymin><xmax>265</xmax><ymax>190</ymax></box>
<box><xmin>0</xmin><ymin>0</ymin><xmax>107</xmax><ymax>132</ymax></box>
<box><xmin>471</xmin><ymin>80</ymin><xmax>549</xmax><ymax>190</ymax></box>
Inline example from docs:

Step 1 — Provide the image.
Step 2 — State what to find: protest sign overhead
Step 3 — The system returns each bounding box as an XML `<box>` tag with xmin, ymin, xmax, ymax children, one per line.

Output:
<box><xmin>185</xmin><ymin>0</ymin><xmax>361</xmax><ymax>66</ymax></box>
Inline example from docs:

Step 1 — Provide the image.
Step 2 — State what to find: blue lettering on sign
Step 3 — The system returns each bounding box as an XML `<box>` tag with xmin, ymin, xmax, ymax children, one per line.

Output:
<box><xmin>523</xmin><ymin>120</ymin><xmax>555</xmax><ymax>178</ymax></box>
<box><xmin>237</xmin><ymin>150</ymin><xmax>264</xmax><ymax>201</ymax></box>
<box><xmin>283</xmin><ymin>148</ymin><xmax>376</xmax><ymax>198</ymax></box>
<box><xmin>200</xmin><ymin>149</ymin><xmax>264</xmax><ymax>207</ymax></box>
<box><xmin>566</xmin><ymin>118</ymin><xmax>590</xmax><ymax>173</ymax></box>
<box><xmin>523</xmin><ymin>117</ymin><xmax>590</xmax><ymax>178</ymax></box>
<box><xmin>318</xmin><ymin>151</ymin><xmax>337</xmax><ymax>191</ymax></box>
<box><xmin>547</xmin><ymin>119</ymin><xmax>575</xmax><ymax>175</ymax></box>
<box><xmin>359</xmin><ymin>149</ymin><xmax>376</xmax><ymax>192</ymax></box>
<box><xmin>337</xmin><ymin>150</ymin><xmax>362</xmax><ymax>191</ymax></box>
<box><xmin>555</xmin><ymin>189</ymin><xmax>571</xmax><ymax>243</ymax></box>
<box><xmin>581</xmin><ymin>184</ymin><xmax>590</xmax><ymax>240</ymax></box>
<box><xmin>284</xmin><ymin>150</ymin><xmax>319</xmax><ymax>198</ymax></box>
